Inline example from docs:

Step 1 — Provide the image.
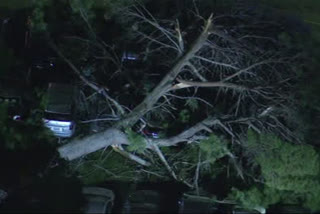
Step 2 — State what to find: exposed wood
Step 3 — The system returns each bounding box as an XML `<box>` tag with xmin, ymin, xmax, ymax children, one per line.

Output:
<box><xmin>112</xmin><ymin>145</ymin><xmax>151</xmax><ymax>166</ymax></box>
<box><xmin>171</xmin><ymin>78</ymin><xmax>248</xmax><ymax>91</ymax></box>
<box><xmin>58</xmin><ymin>128</ymin><xmax>129</xmax><ymax>161</ymax></box>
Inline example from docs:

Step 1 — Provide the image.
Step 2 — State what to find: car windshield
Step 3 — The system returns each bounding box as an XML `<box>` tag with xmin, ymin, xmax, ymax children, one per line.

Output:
<box><xmin>44</xmin><ymin>111</ymin><xmax>72</xmax><ymax>121</ymax></box>
<box><xmin>85</xmin><ymin>201</ymin><xmax>107</xmax><ymax>213</ymax></box>
<box><xmin>45</xmin><ymin>83</ymin><xmax>76</xmax><ymax>114</ymax></box>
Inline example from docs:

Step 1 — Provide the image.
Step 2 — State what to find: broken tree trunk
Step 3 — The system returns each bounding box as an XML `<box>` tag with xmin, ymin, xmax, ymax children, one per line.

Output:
<box><xmin>56</xmin><ymin>14</ymin><xmax>213</xmax><ymax>161</ymax></box>
<box><xmin>58</xmin><ymin>128</ymin><xmax>128</xmax><ymax>161</ymax></box>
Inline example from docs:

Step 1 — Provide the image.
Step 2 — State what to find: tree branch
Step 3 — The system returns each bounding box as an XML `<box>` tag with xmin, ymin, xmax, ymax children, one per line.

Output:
<box><xmin>112</xmin><ymin>145</ymin><xmax>151</xmax><ymax>166</ymax></box>
<box><xmin>151</xmin><ymin>143</ymin><xmax>177</xmax><ymax>179</ymax></box>
<box><xmin>171</xmin><ymin>78</ymin><xmax>248</xmax><ymax>91</ymax></box>
<box><xmin>186</xmin><ymin>62</ymin><xmax>207</xmax><ymax>81</ymax></box>
<box><xmin>222</xmin><ymin>59</ymin><xmax>279</xmax><ymax>82</ymax></box>
<box><xmin>152</xmin><ymin>117</ymin><xmax>220</xmax><ymax>147</ymax></box>
<box><xmin>114</xmin><ymin>14</ymin><xmax>214</xmax><ymax>128</ymax></box>
<box><xmin>194</xmin><ymin>150</ymin><xmax>201</xmax><ymax>195</ymax></box>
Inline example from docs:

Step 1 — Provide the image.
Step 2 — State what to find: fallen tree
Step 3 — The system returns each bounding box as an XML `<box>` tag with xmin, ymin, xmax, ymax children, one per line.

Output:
<box><xmin>50</xmin><ymin>2</ymin><xmax>302</xmax><ymax>187</ymax></box>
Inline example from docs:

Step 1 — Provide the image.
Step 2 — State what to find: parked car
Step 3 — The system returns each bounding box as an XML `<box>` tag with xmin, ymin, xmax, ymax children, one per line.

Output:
<box><xmin>42</xmin><ymin>83</ymin><xmax>77</xmax><ymax>138</ymax></box>
<box><xmin>121</xmin><ymin>44</ymin><xmax>143</xmax><ymax>67</ymax></box>
<box><xmin>0</xmin><ymin>77</ymin><xmax>31</xmax><ymax>121</ymax></box>
<box><xmin>82</xmin><ymin>187</ymin><xmax>115</xmax><ymax>214</ymax></box>
<box><xmin>31</xmin><ymin>56</ymin><xmax>56</xmax><ymax>71</ymax></box>
<box><xmin>122</xmin><ymin>188</ymin><xmax>187</xmax><ymax>214</ymax></box>
<box><xmin>178</xmin><ymin>193</ymin><xmax>219</xmax><ymax>214</ymax></box>
<box><xmin>0</xmin><ymin>95</ymin><xmax>22</xmax><ymax>121</ymax></box>
<box><xmin>232</xmin><ymin>208</ymin><xmax>261</xmax><ymax>214</ymax></box>
<box><xmin>125</xmin><ymin>190</ymin><xmax>164</xmax><ymax>214</ymax></box>
<box><xmin>267</xmin><ymin>205</ymin><xmax>312</xmax><ymax>214</ymax></box>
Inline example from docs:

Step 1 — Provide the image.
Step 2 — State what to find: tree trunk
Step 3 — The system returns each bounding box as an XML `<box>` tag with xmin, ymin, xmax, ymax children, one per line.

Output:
<box><xmin>58</xmin><ymin>128</ymin><xmax>128</xmax><ymax>160</ymax></box>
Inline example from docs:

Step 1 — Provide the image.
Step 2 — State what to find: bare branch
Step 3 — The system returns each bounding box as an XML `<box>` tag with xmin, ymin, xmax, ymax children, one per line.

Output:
<box><xmin>194</xmin><ymin>150</ymin><xmax>201</xmax><ymax>195</ymax></box>
<box><xmin>151</xmin><ymin>143</ymin><xmax>177</xmax><ymax>179</ymax></box>
<box><xmin>186</xmin><ymin>62</ymin><xmax>207</xmax><ymax>81</ymax></box>
<box><xmin>112</xmin><ymin>145</ymin><xmax>151</xmax><ymax>166</ymax></box>
<box><xmin>222</xmin><ymin>59</ymin><xmax>281</xmax><ymax>82</ymax></box>
<box><xmin>115</xmin><ymin>14</ymin><xmax>214</xmax><ymax>128</ymax></box>
<box><xmin>139</xmin><ymin>169</ymin><xmax>166</xmax><ymax>178</ymax></box>
<box><xmin>171</xmin><ymin>78</ymin><xmax>248</xmax><ymax>91</ymax></box>
<box><xmin>165</xmin><ymin>93</ymin><xmax>213</xmax><ymax>108</ymax></box>
<box><xmin>195</xmin><ymin>55</ymin><xmax>239</xmax><ymax>70</ymax></box>
<box><xmin>93</xmin><ymin>164</ymin><xmax>118</xmax><ymax>177</ymax></box>
<box><xmin>153</xmin><ymin>117</ymin><xmax>220</xmax><ymax>147</ymax></box>
<box><xmin>175</xmin><ymin>19</ymin><xmax>184</xmax><ymax>55</ymax></box>
<box><xmin>80</xmin><ymin>117</ymin><xmax>121</xmax><ymax>123</ymax></box>
<box><xmin>129</xmin><ymin>6</ymin><xmax>180</xmax><ymax>51</ymax></box>
<box><xmin>135</xmin><ymin>30</ymin><xmax>178</xmax><ymax>51</ymax></box>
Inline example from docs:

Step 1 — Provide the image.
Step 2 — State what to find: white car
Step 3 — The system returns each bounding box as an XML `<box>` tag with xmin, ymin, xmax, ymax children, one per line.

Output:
<box><xmin>43</xmin><ymin>83</ymin><xmax>77</xmax><ymax>138</ymax></box>
<box><xmin>82</xmin><ymin>187</ymin><xmax>115</xmax><ymax>214</ymax></box>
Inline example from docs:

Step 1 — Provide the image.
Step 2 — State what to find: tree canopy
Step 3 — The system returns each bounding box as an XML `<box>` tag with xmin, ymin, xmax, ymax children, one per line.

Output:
<box><xmin>231</xmin><ymin>130</ymin><xmax>320</xmax><ymax>211</ymax></box>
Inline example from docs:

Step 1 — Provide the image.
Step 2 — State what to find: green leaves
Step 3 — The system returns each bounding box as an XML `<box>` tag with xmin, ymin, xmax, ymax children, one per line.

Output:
<box><xmin>256</xmin><ymin>136</ymin><xmax>320</xmax><ymax>197</ymax></box>
<box><xmin>69</xmin><ymin>0</ymin><xmax>95</xmax><ymax>21</ymax></box>
<box><xmin>125</xmin><ymin>128</ymin><xmax>147</xmax><ymax>153</ymax></box>
<box><xmin>0</xmin><ymin>102</ymin><xmax>54</xmax><ymax>150</ymax></box>
<box><xmin>186</xmin><ymin>99</ymin><xmax>199</xmax><ymax>112</ymax></box>
<box><xmin>76</xmin><ymin>149</ymin><xmax>137</xmax><ymax>184</ymax></box>
<box><xmin>230</xmin><ymin>187</ymin><xmax>265</xmax><ymax>209</ymax></box>
<box><xmin>179</xmin><ymin>99</ymin><xmax>199</xmax><ymax>123</ymax></box>
<box><xmin>178</xmin><ymin>109</ymin><xmax>191</xmax><ymax>123</ymax></box>
<box><xmin>34</xmin><ymin>87</ymin><xmax>48</xmax><ymax>110</ymax></box>
<box><xmin>30</xmin><ymin>0</ymin><xmax>52</xmax><ymax>32</ymax></box>
<box><xmin>236</xmin><ymin>130</ymin><xmax>320</xmax><ymax>211</ymax></box>
<box><xmin>252</xmin><ymin>132</ymin><xmax>320</xmax><ymax>180</ymax></box>
<box><xmin>31</xmin><ymin>7</ymin><xmax>47</xmax><ymax>32</ymax></box>
<box><xmin>199</xmin><ymin>134</ymin><xmax>229</xmax><ymax>163</ymax></box>
<box><xmin>230</xmin><ymin>186</ymin><xmax>283</xmax><ymax>212</ymax></box>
